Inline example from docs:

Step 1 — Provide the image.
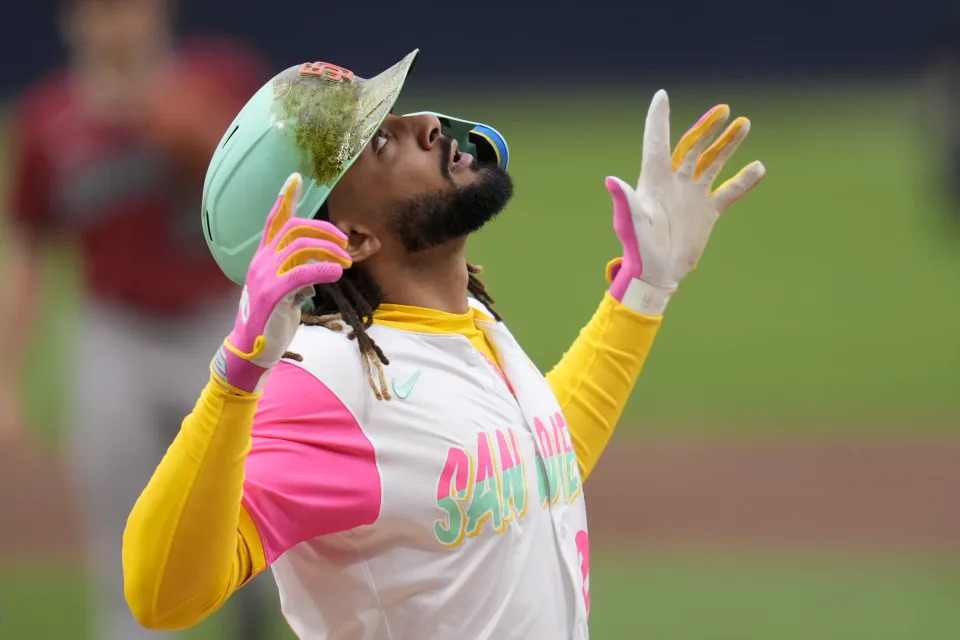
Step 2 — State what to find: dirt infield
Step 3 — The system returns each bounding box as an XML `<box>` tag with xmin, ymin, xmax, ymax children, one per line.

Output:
<box><xmin>3</xmin><ymin>432</ymin><xmax>959</xmax><ymax>562</ymax></box>
<box><xmin>584</xmin><ymin>434</ymin><xmax>960</xmax><ymax>555</ymax></box>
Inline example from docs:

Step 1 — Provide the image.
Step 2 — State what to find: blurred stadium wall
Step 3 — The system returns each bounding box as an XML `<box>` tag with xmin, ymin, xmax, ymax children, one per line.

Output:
<box><xmin>0</xmin><ymin>0</ymin><xmax>953</xmax><ymax>96</ymax></box>
<box><xmin>1</xmin><ymin>1</ymin><xmax>959</xmax><ymax>638</ymax></box>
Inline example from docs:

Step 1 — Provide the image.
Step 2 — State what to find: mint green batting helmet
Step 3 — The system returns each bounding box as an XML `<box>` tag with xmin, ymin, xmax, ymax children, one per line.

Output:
<box><xmin>202</xmin><ymin>49</ymin><xmax>510</xmax><ymax>286</ymax></box>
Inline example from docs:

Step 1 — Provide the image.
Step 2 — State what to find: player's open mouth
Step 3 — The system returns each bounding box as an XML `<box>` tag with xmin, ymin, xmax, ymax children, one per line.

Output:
<box><xmin>449</xmin><ymin>140</ymin><xmax>473</xmax><ymax>171</ymax></box>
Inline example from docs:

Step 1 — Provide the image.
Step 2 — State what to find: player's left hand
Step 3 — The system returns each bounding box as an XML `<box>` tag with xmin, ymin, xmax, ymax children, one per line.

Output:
<box><xmin>605</xmin><ymin>90</ymin><xmax>765</xmax><ymax>315</ymax></box>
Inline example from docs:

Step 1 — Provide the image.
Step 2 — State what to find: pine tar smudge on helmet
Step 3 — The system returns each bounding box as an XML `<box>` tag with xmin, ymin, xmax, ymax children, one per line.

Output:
<box><xmin>201</xmin><ymin>49</ymin><xmax>510</xmax><ymax>286</ymax></box>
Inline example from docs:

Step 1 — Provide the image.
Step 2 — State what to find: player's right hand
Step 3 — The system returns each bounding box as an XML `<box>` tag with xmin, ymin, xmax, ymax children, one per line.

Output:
<box><xmin>211</xmin><ymin>173</ymin><xmax>352</xmax><ymax>395</ymax></box>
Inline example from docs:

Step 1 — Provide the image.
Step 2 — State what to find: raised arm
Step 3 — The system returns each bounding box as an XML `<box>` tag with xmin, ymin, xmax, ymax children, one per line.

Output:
<box><xmin>548</xmin><ymin>90</ymin><xmax>766</xmax><ymax>480</ymax></box>
<box><xmin>122</xmin><ymin>174</ymin><xmax>353</xmax><ymax>629</ymax></box>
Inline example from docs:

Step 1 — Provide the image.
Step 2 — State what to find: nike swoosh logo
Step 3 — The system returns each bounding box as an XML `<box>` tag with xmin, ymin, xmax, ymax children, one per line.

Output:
<box><xmin>392</xmin><ymin>369</ymin><xmax>421</xmax><ymax>400</ymax></box>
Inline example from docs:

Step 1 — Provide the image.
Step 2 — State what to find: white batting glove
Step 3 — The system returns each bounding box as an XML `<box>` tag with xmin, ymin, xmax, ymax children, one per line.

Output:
<box><xmin>606</xmin><ymin>90</ymin><xmax>766</xmax><ymax>315</ymax></box>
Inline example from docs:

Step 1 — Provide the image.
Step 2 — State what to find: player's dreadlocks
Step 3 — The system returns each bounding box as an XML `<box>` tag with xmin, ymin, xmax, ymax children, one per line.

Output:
<box><xmin>282</xmin><ymin>204</ymin><xmax>501</xmax><ymax>401</ymax></box>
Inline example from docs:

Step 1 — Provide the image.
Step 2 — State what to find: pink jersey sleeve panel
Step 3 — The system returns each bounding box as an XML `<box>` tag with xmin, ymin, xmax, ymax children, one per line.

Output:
<box><xmin>242</xmin><ymin>362</ymin><xmax>381</xmax><ymax>565</ymax></box>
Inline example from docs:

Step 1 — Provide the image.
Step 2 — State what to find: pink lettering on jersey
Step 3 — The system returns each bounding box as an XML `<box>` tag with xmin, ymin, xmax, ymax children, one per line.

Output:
<box><xmin>434</xmin><ymin>447</ymin><xmax>475</xmax><ymax>547</ymax></box>
<box><xmin>499</xmin><ymin>429</ymin><xmax>527</xmax><ymax>522</ymax></box>
<box><xmin>466</xmin><ymin>432</ymin><xmax>505</xmax><ymax>537</ymax></box>
<box><xmin>535</xmin><ymin>412</ymin><xmax>582</xmax><ymax>507</ymax></box>
<box><xmin>437</xmin><ymin>447</ymin><xmax>473</xmax><ymax>502</ymax></box>
<box><xmin>433</xmin><ymin>429</ymin><xmax>529</xmax><ymax>547</ymax></box>
<box><xmin>496</xmin><ymin>429</ymin><xmax>516</xmax><ymax>471</ymax></box>
<box><xmin>552</xmin><ymin>413</ymin><xmax>582</xmax><ymax>504</ymax></box>
<box><xmin>575</xmin><ymin>529</ymin><xmax>591</xmax><ymax>614</ymax></box>
<box><xmin>534</xmin><ymin>417</ymin><xmax>561</xmax><ymax>507</ymax></box>
<box><xmin>475</xmin><ymin>431</ymin><xmax>496</xmax><ymax>484</ymax></box>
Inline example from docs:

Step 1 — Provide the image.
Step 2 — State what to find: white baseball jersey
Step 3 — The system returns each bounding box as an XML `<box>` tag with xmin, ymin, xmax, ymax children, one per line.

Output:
<box><xmin>242</xmin><ymin>299</ymin><xmax>591</xmax><ymax>639</ymax></box>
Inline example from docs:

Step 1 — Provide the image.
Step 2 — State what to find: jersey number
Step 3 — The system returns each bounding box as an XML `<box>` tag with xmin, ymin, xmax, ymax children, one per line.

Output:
<box><xmin>576</xmin><ymin>529</ymin><xmax>590</xmax><ymax>614</ymax></box>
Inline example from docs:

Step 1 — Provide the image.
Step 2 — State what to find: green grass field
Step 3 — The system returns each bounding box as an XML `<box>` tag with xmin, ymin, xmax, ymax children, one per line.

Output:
<box><xmin>589</xmin><ymin>554</ymin><xmax>960</xmax><ymax>639</ymax></box>
<box><xmin>405</xmin><ymin>84</ymin><xmax>960</xmax><ymax>429</ymax></box>
<box><xmin>4</xmin><ymin>85</ymin><xmax>959</xmax><ymax>638</ymax></box>
<box><xmin>15</xmin><ymin>85</ymin><xmax>960</xmax><ymax>439</ymax></box>
<box><xmin>4</xmin><ymin>555</ymin><xmax>959</xmax><ymax>639</ymax></box>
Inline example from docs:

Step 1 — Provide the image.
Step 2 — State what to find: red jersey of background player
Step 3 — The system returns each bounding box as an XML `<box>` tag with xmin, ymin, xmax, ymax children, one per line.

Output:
<box><xmin>8</xmin><ymin>37</ymin><xmax>269</xmax><ymax>316</ymax></box>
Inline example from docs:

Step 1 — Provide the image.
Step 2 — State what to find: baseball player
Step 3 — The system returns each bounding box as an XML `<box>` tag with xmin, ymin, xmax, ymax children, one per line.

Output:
<box><xmin>1</xmin><ymin>0</ymin><xmax>275</xmax><ymax>637</ymax></box>
<box><xmin>924</xmin><ymin>4</ymin><xmax>960</xmax><ymax>212</ymax></box>
<box><xmin>122</xmin><ymin>49</ymin><xmax>765</xmax><ymax>639</ymax></box>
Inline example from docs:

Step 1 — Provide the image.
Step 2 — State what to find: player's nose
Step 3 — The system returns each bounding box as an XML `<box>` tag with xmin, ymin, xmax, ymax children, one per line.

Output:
<box><xmin>403</xmin><ymin>113</ymin><xmax>442</xmax><ymax>151</ymax></box>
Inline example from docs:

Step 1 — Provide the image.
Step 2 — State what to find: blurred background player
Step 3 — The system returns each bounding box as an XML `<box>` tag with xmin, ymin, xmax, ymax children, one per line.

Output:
<box><xmin>0</xmin><ymin>0</ymin><xmax>278</xmax><ymax>637</ymax></box>
<box><xmin>923</xmin><ymin>1</ymin><xmax>960</xmax><ymax>219</ymax></box>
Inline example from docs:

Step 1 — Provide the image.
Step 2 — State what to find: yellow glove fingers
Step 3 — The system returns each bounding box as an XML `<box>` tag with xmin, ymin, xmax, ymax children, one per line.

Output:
<box><xmin>276</xmin><ymin>223</ymin><xmax>349</xmax><ymax>253</ymax></box>
<box><xmin>697</xmin><ymin>117</ymin><xmax>751</xmax><ymax>184</ymax></box>
<box><xmin>670</xmin><ymin>104</ymin><xmax>730</xmax><ymax>173</ymax></box>
<box><xmin>712</xmin><ymin>160</ymin><xmax>767</xmax><ymax>212</ymax></box>
<box><xmin>277</xmin><ymin>247</ymin><xmax>353</xmax><ymax>277</ymax></box>
<box><xmin>263</xmin><ymin>173</ymin><xmax>303</xmax><ymax>247</ymax></box>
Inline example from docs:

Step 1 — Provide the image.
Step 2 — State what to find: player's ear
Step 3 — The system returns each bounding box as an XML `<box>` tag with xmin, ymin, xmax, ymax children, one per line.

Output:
<box><xmin>323</xmin><ymin>187</ymin><xmax>381</xmax><ymax>261</ymax></box>
<box><xmin>339</xmin><ymin>223</ymin><xmax>381</xmax><ymax>263</ymax></box>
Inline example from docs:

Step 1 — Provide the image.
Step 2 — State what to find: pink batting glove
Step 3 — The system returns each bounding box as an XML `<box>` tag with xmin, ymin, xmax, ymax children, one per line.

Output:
<box><xmin>606</xmin><ymin>90</ymin><xmax>766</xmax><ymax>315</ymax></box>
<box><xmin>211</xmin><ymin>173</ymin><xmax>352</xmax><ymax>394</ymax></box>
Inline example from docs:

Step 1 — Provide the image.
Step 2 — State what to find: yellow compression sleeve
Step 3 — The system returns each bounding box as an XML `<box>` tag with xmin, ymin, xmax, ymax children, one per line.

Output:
<box><xmin>546</xmin><ymin>291</ymin><xmax>662</xmax><ymax>481</ymax></box>
<box><xmin>122</xmin><ymin>375</ymin><xmax>267</xmax><ymax>631</ymax></box>
<box><xmin>375</xmin><ymin>296</ymin><xmax>660</xmax><ymax>482</ymax></box>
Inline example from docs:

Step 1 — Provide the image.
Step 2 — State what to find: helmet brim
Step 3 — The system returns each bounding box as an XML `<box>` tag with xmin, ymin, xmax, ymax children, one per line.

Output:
<box><xmin>271</xmin><ymin>49</ymin><xmax>420</xmax><ymax>193</ymax></box>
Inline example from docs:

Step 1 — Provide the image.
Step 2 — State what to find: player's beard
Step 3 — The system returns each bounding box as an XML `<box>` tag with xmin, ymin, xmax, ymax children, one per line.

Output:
<box><xmin>386</xmin><ymin>138</ymin><xmax>514</xmax><ymax>253</ymax></box>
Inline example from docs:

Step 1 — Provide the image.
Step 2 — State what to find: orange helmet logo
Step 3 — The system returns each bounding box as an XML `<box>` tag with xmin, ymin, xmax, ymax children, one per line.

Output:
<box><xmin>298</xmin><ymin>62</ymin><xmax>355</xmax><ymax>83</ymax></box>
